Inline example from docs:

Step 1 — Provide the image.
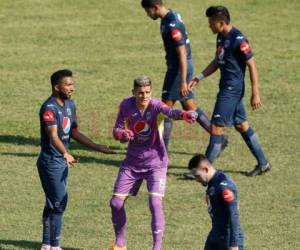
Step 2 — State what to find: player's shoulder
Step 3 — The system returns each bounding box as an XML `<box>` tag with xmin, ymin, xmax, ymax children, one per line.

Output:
<box><xmin>40</xmin><ymin>96</ymin><xmax>57</xmax><ymax>112</ymax></box>
<box><xmin>216</xmin><ymin>171</ymin><xmax>236</xmax><ymax>191</ymax></box>
<box><xmin>119</xmin><ymin>96</ymin><xmax>135</xmax><ymax>109</ymax></box>
<box><xmin>232</xmin><ymin>27</ymin><xmax>248</xmax><ymax>42</ymax></box>
<box><xmin>166</xmin><ymin>10</ymin><xmax>183</xmax><ymax>28</ymax></box>
<box><xmin>66</xmin><ymin>99</ymin><xmax>76</xmax><ymax>109</ymax></box>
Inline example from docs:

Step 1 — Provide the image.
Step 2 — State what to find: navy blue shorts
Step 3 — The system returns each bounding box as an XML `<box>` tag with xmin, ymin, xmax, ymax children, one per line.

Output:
<box><xmin>162</xmin><ymin>60</ymin><xmax>194</xmax><ymax>101</ymax></box>
<box><xmin>212</xmin><ymin>91</ymin><xmax>247</xmax><ymax>127</ymax></box>
<box><xmin>37</xmin><ymin>154</ymin><xmax>68</xmax><ymax>213</ymax></box>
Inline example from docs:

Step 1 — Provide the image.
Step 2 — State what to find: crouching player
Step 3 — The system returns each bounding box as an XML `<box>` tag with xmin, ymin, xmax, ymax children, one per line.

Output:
<box><xmin>108</xmin><ymin>75</ymin><xmax>198</xmax><ymax>250</ymax></box>
<box><xmin>188</xmin><ymin>154</ymin><xmax>244</xmax><ymax>250</ymax></box>
<box><xmin>37</xmin><ymin>69</ymin><xmax>115</xmax><ymax>250</ymax></box>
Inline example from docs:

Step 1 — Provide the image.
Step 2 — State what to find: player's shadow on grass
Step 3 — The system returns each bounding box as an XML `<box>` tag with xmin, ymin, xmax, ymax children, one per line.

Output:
<box><xmin>0</xmin><ymin>135</ymin><xmax>124</xmax><ymax>152</ymax></box>
<box><xmin>0</xmin><ymin>239</ymin><xmax>82</xmax><ymax>250</ymax></box>
<box><xmin>0</xmin><ymin>152</ymin><xmax>121</xmax><ymax>168</ymax></box>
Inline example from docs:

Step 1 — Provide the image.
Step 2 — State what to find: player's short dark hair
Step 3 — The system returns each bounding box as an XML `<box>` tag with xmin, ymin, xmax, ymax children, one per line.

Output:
<box><xmin>188</xmin><ymin>154</ymin><xmax>210</xmax><ymax>170</ymax></box>
<box><xmin>50</xmin><ymin>69</ymin><xmax>73</xmax><ymax>87</ymax></box>
<box><xmin>133</xmin><ymin>75</ymin><xmax>152</xmax><ymax>89</ymax></box>
<box><xmin>141</xmin><ymin>0</ymin><xmax>163</xmax><ymax>9</ymax></box>
<box><xmin>206</xmin><ymin>6</ymin><xmax>230</xmax><ymax>24</ymax></box>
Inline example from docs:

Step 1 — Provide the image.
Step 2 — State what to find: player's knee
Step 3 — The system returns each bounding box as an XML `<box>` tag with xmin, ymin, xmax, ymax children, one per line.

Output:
<box><xmin>211</xmin><ymin>124</ymin><xmax>224</xmax><ymax>135</ymax></box>
<box><xmin>110</xmin><ymin>196</ymin><xmax>125</xmax><ymax>211</ymax></box>
<box><xmin>52</xmin><ymin>194</ymin><xmax>68</xmax><ymax>213</ymax></box>
<box><xmin>149</xmin><ymin>195</ymin><xmax>163</xmax><ymax>211</ymax></box>
<box><xmin>235</xmin><ymin>122</ymin><xmax>249</xmax><ymax>133</ymax></box>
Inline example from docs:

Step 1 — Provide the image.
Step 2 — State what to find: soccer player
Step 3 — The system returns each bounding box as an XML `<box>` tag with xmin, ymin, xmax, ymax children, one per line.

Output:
<box><xmin>188</xmin><ymin>6</ymin><xmax>271</xmax><ymax>176</ymax></box>
<box><xmin>141</xmin><ymin>0</ymin><xmax>224</xmax><ymax>151</ymax></box>
<box><xmin>37</xmin><ymin>69</ymin><xmax>114</xmax><ymax>250</ymax></box>
<box><xmin>188</xmin><ymin>154</ymin><xmax>244</xmax><ymax>250</ymax></box>
<box><xmin>108</xmin><ymin>75</ymin><xmax>197</xmax><ymax>250</ymax></box>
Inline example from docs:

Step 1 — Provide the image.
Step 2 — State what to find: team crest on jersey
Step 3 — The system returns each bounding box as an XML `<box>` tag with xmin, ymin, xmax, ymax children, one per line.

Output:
<box><xmin>66</xmin><ymin>108</ymin><xmax>72</xmax><ymax>116</ymax></box>
<box><xmin>217</xmin><ymin>45</ymin><xmax>225</xmax><ymax>60</ymax></box>
<box><xmin>134</xmin><ymin>121</ymin><xmax>151</xmax><ymax>137</ymax></box>
<box><xmin>62</xmin><ymin>117</ymin><xmax>71</xmax><ymax>134</ymax></box>
<box><xmin>146</xmin><ymin>111</ymin><xmax>152</xmax><ymax>120</ymax></box>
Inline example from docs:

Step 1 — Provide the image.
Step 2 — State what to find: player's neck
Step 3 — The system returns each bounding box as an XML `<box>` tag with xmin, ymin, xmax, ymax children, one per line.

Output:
<box><xmin>221</xmin><ymin>25</ymin><xmax>232</xmax><ymax>37</ymax></box>
<box><xmin>159</xmin><ymin>6</ymin><xmax>169</xmax><ymax>19</ymax></box>
<box><xmin>52</xmin><ymin>93</ymin><xmax>65</xmax><ymax>107</ymax></box>
<box><xmin>208</xmin><ymin>168</ymin><xmax>217</xmax><ymax>183</ymax></box>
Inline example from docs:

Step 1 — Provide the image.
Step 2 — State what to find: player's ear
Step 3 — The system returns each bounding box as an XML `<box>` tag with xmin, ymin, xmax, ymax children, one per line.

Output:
<box><xmin>54</xmin><ymin>84</ymin><xmax>60</xmax><ymax>92</ymax></box>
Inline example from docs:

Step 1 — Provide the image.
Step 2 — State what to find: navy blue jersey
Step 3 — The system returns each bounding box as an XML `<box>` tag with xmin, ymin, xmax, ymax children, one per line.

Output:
<box><xmin>39</xmin><ymin>96</ymin><xmax>77</xmax><ymax>158</ymax></box>
<box><xmin>216</xmin><ymin>27</ymin><xmax>253</xmax><ymax>94</ymax></box>
<box><xmin>206</xmin><ymin>171</ymin><xmax>243</xmax><ymax>247</ymax></box>
<box><xmin>160</xmin><ymin>10</ymin><xmax>191</xmax><ymax>67</ymax></box>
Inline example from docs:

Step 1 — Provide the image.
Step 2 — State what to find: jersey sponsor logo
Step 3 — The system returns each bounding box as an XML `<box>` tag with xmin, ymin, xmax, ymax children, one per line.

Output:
<box><xmin>217</xmin><ymin>45</ymin><xmax>225</xmax><ymax>60</ymax></box>
<box><xmin>171</xmin><ymin>28</ymin><xmax>183</xmax><ymax>42</ymax></box>
<box><xmin>62</xmin><ymin>117</ymin><xmax>71</xmax><ymax>134</ymax></box>
<box><xmin>222</xmin><ymin>188</ymin><xmax>235</xmax><ymax>202</ymax></box>
<box><xmin>224</xmin><ymin>39</ymin><xmax>230</xmax><ymax>48</ymax></box>
<box><xmin>134</xmin><ymin>121</ymin><xmax>151</xmax><ymax>137</ymax></box>
<box><xmin>43</xmin><ymin>111</ymin><xmax>55</xmax><ymax>122</ymax></box>
<box><xmin>240</xmin><ymin>41</ymin><xmax>251</xmax><ymax>54</ymax></box>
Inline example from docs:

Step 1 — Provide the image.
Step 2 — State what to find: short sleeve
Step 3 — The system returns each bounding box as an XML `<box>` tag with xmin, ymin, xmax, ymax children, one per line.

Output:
<box><xmin>41</xmin><ymin>105</ymin><xmax>58</xmax><ymax>127</ymax></box>
<box><xmin>169</xmin><ymin>24</ymin><xmax>185</xmax><ymax>47</ymax></box>
<box><xmin>235</xmin><ymin>36</ymin><xmax>253</xmax><ymax>61</ymax></box>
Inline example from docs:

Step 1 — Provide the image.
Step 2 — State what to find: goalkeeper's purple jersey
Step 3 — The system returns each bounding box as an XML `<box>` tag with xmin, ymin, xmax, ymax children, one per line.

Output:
<box><xmin>113</xmin><ymin>97</ymin><xmax>183</xmax><ymax>172</ymax></box>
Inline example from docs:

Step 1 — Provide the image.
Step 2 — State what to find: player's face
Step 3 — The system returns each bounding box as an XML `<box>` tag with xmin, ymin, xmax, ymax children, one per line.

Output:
<box><xmin>57</xmin><ymin>76</ymin><xmax>75</xmax><ymax>99</ymax></box>
<box><xmin>145</xmin><ymin>7</ymin><xmax>159</xmax><ymax>20</ymax></box>
<box><xmin>192</xmin><ymin>166</ymin><xmax>209</xmax><ymax>186</ymax></box>
<box><xmin>208</xmin><ymin>17</ymin><xmax>223</xmax><ymax>34</ymax></box>
<box><xmin>133</xmin><ymin>86</ymin><xmax>152</xmax><ymax>109</ymax></box>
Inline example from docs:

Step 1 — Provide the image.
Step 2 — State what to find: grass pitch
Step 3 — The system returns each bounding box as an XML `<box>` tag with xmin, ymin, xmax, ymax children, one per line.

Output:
<box><xmin>0</xmin><ymin>0</ymin><xmax>299</xmax><ymax>249</ymax></box>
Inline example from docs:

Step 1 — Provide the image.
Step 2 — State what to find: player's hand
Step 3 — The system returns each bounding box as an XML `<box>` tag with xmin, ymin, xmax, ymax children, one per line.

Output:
<box><xmin>63</xmin><ymin>152</ymin><xmax>77</xmax><ymax>168</ymax></box>
<box><xmin>181</xmin><ymin>111</ymin><xmax>198</xmax><ymax>123</ymax></box>
<box><xmin>180</xmin><ymin>81</ymin><xmax>189</xmax><ymax>97</ymax></box>
<box><xmin>116</xmin><ymin>129</ymin><xmax>134</xmax><ymax>143</ymax></box>
<box><xmin>188</xmin><ymin>77</ymin><xmax>200</xmax><ymax>91</ymax></box>
<box><xmin>228</xmin><ymin>247</ymin><xmax>239</xmax><ymax>250</ymax></box>
<box><xmin>96</xmin><ymin>144</ymin><xmax>117</xmax><ymax>154</ymax></box>
<box><xmin>250</xmin><ymin>93</ymin><xmax>261</xmax><ymax>110</ymax></box>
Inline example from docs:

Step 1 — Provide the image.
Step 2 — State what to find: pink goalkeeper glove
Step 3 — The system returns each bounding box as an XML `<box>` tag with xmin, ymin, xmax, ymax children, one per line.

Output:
<box><xmin>181</xmin><ymin>111</ymin><xmax>198</xmax><ymax>124</ymax></box>
<box><xmin>115</xmin><ymin>129</ymin><xmax>134</xmax><ymax>143</ymax></box>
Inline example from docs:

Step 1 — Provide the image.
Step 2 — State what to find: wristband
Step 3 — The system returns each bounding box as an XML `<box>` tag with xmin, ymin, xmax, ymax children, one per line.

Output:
<box><xmin>197</xmin><ymin>72</ymin><xmax>205</xmax><ymax>81</ymax></box>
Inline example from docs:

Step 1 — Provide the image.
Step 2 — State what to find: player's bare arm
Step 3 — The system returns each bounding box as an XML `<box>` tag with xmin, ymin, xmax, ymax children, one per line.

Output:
<box><xmin>45</xmin><ymin>125</ymin><xmax>75</xmax><ymax>167</ymax></box>
<box><xmin>246</xmin><ymin>57</ymin><xmax>261</xmax><ymax>110</ymax></box>
<box><xmin>188</xmin><ymin>57</ymin><xmax>219</xmax><ymax>91</ymax></box>
<box><xmin>229</xmin><ymin>247</ymin><xmax>239</xmax><ymax>250</ymax></box>
<box><xmin>71</xmin><ymin>128</ymin><xmax>116</xmax><ymax>154</ymax></box>
<box><xmin>176</xmin><ymin>44</ymin><xmax>188</xmax><ymax>97</ymax></box>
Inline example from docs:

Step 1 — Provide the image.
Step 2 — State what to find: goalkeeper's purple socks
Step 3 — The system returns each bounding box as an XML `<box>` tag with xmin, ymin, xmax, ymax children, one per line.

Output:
<box><xmin>149</xmin><ymin>196</ymin><xmax>164</xmax><ymax>250</ymax></box>
<box><xmin>110</xmin><ymin>196</ymin><xmax>127</xmax><ymax>247</ymax></box>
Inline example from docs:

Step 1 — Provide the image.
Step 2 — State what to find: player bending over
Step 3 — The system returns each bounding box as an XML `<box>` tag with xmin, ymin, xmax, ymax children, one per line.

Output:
<box><xmin>108</xmin><ymin>75</ymin><xmax>197</xmax><ymax>250</ymax></box>
<box><xmin>189</xmin><ymin>6</ymin><xmax>271</xmax><ymax>176</ymax></box>
<box><xmin>37</xmin><ymin>69</ymin><xmax>114</xmax><ymax>250</ymax></box>
<box><xmin>188</xmin><ymin>154</ymin><xmax>244</xmax><ymax>250</ymax></box>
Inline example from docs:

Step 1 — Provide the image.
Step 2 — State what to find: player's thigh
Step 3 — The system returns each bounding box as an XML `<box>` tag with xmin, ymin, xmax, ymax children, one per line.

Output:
<box><xmin>212</xmin><ymin>94</ymin><xmax>241</xmax><ymax>127</ymax></box>
<box><xmin>146</xmin><ymin>168</ymin><xmax>167</xmax><ymax>197</ymax></box>
<box><xmin>37</xmin><ymin>161</ymin><xmax>68</xmax><ymax>209</ymax></box>
<box><xmin>113</xmin><ymin>168</ymin><xmax>144</xmax><ymax>197</ymax></box>
<box><xmin>233</xmin><ymin>99</ymin><xmax>248</xmax><ymax>126</ymax></box>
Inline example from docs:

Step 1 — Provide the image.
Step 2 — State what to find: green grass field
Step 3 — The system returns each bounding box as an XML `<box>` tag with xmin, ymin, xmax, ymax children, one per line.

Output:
<box><xmin>1</xmin><ymin>0</ymin><xmax>300</xmax><ymax>249</ymax></box>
